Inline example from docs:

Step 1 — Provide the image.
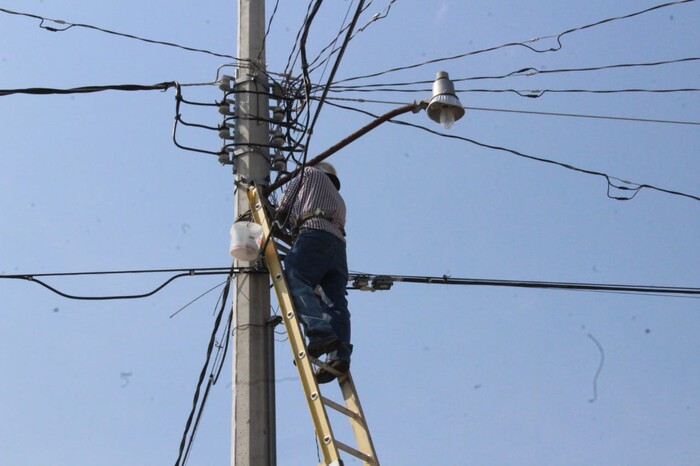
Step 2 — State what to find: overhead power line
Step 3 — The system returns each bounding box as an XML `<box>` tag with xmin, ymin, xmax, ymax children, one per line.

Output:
<box><xmin>349</xmin><ymin>273</ymin><xmax>700</xmax><ymax>297</ymax></box>
<box><xmin>456</xmin><ymin>88</ymin><xmax>700</xmax><ymax>98</ymax></box>
<box><xmin>0</xmin><ymin>7</ymin><xmax>238</xmax><ymax>60</ymax></box>
<box><xmin>174</xmin><ymin>266</ymin><xmax>235</xmax><ymax>466</ymax></box>
<box><xmin>461</xmin><ymin>105</ymin><xmax>700</xmax><ymax>127</ymax></box>
<box><xmin>327</xmin><ymin>86</ymin><xmax>700</xmax><ymax>96</ymax></box>
<box><xmin>0</xmin><ymin>82</ymin><xmax>177</xmax><ymax>97</ymax></box>
<box><xmin>2</xmin><ymin>267</ymin><xmax>261</xmax><ymax>300</ymax></box>
<box><xmin>334</xmin><ymin>0</ymin><xmax>696</xmax><ymax>84</ymax></box>
<box><xmin>3</xmin><ymin>267</ymin><xmax>700</xmax><ymax>300</ymax></box>
<box><xmin>329</xmin><ymin>57</ymin><xmax>700</xmax><ymax>90</ymax></box>
<box><xmin>302</xmin><ymin>0</ymin><xmax>366</xmax><ymax>157</ymax></box>
<box><xmin>324</xmin><ymin>100</ymin><xmax>700</xmax><ymax>203</ymax></box>
<box><xmin>322</xmin><ymin>97</ymin><xmax>700</xmax><ymax>126</ymax></box>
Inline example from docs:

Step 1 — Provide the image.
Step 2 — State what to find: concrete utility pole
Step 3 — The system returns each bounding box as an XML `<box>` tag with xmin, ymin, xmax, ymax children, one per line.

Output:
<box><xmin>232</xmin><ymin>1</ymin><xmax>273</xmax><ymax>465</ymax></box>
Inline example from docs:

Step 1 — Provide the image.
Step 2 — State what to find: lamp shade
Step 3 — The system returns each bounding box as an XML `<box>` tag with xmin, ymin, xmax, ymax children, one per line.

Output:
<box><xmin>427</xmin><ymin>71</ymin><xmax>465</xmax><ymax>129</ymax></box>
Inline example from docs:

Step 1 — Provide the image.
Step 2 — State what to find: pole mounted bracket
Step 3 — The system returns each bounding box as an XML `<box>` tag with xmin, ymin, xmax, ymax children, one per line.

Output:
<box><xmin>234</xmin><ymin>68</ymin><xmax>270</xmax><ymax>91</ymax></box>
<box><xmin>229</xmin><ymin>146</ymin><xmax>271</xmax><ymax>175</ymax></box>
<box><xmin>235</xmin><ymin>173</ymin><xmax>270</xmax><ymax>189</ymax></box>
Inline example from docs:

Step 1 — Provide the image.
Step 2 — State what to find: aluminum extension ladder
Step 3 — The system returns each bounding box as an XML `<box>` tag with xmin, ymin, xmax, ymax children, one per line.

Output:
<box><xmin>247</xmin><ymin>184</ymin><xmax>380</xmax><ymax>466</ymax></box>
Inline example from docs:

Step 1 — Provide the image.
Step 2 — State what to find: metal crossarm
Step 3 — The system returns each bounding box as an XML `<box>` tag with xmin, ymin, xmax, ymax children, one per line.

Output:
<box><xmin>247</xmin><ymin>185</ymin><xmax>379</xmax><ymax>466</ymax></box>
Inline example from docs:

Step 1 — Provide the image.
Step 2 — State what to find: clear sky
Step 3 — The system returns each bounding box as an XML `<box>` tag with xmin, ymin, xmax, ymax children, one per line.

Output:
<box><xmin>1</xmin><ymin>1</ymin><xmax>699</xmax><ymax>465</ymax></box>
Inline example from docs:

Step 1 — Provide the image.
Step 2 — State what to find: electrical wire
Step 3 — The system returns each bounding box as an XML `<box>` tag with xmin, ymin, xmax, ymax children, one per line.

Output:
<box><xmin>334</xmin><ymin>0</ymin><xmax>696</xmax><ymax>85</ymax></box>
<box><xmin>173</xmin><ymin>82</ymin><xmax>223</xmax><ymax>156</ymax></box>
<box><xmin>348</xmin><ymin>273</ymin><xmax>700</xmax><ymax>297</ymax></box>
<box><xmin>0</xmin><ymin>7</ymin><xmax>238</xmax><ymax>60</ymax></box>
<box><xmin>323</xmin><ymin>100</ymin><xmax>700</xmax><ymax>203</ymax></box>
<box><xmin>0</xmin><ymin>82</ymin><xmax>176</xmax><ymax>97</ymax></box>
<box><xmin>321</xmin><ymin>96</ymin><xmax>700</xmax><ymax>126</ymax></box>
<box><xmin>174</xmin><ymin>266</ymin><xmax>235</xmax><ymax>466</ymax></box>
<box><xmin>311</xmin><ymin>0</ymin><xmax>355</xmax><ymax>86</ymax></box>
<box><xmin>306</xmin><ymin>0</ymin><xmax>396</xmax><ymax>75</ymax></box>
<box><xmin>328</xmin><ymin>57</ymin><xmax>700</xmax><ymax>90</ymax></box>
<box><xmin>4</xmin><ymin>267</ymin><xmax>700</xmax><ymax>299</ymax></box>
<box><xmin>1</xmin><ymin>267</ymin><xmax>260</xmax><ymax>301</ymax></box>
<box><xmin>3</xmin><ymin>271</ymin><xmax>230</xmax><ymax>301</ymax></box>
<box><xmin>0</xmin><ymin>266</ymin><xmax>234</xmax><ymax>278</ymax></box>
<box><xmin>325</xmin><ymin>86</ymin><xmax>700</xmax><ymax>96</ymax></box>
<box><xmin>455</xmin><ymin>87</ymin><xmax>700</xmax><ymax>98</ymax></box>
<box><xmin>301</xmin><ymin>0</ymin><xmax>366</xmax><ymax>157</ymax></box>
<box><xmin>461</xmin><ymin>105</ymin><xmax>700</xmax><ymax>127</ymax></box>
<box><xmin>170</xmin><ymin>280</ymin><xmax>229</xmax><ymax>319</ymax></box>
<box><xmin>256</xmin><ymin>0</ymin><xmax>281</xmax><ymax>66</ymax></box>
<box><xmin>283</xmin><ymin>0</ymin><xmax>318</xmax><ymax>78</ymax></box>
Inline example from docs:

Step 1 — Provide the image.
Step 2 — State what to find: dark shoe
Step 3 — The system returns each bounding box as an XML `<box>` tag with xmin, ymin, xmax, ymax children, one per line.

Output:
<box><xmin>307</xmin><ymin>335</ymin><xmax>340</xmax><ymax>358</ymax></box>
<box><xmin>315</xmin><ymin>359</ymin><xmax>350</xmax><ymax>384</ymax></box>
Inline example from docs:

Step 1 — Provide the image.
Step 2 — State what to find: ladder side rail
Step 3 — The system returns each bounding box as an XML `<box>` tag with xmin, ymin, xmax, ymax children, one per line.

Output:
<box><xmin>247</xmin><ymin>185</ymin><xmax>341</xmax><ymax>466</ymax></box>
<box><xmin>339</xmin><ymin>373</ymin><xmax>380</xmax><ymax>465</ymax></box>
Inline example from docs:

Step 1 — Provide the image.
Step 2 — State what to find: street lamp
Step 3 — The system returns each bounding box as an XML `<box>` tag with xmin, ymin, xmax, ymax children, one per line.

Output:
<box><xmin>427</xmin><ymin>71</ymin><xmax>465</xmax><ymax>129</ymax></box>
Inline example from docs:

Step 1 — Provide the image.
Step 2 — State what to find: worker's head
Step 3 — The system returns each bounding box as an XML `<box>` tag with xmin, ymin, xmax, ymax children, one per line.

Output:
<box><xmin>316</xmin><ymin>162</ymin><xmax>341</xmax><ymax>191</ymax></box>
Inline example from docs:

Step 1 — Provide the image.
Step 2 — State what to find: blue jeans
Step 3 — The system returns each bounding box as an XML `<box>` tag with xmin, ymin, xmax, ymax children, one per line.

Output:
<box><xmin>284</xmin><ymin>229</ymin><xmax>352</xmax><ymax>362</ymax></box>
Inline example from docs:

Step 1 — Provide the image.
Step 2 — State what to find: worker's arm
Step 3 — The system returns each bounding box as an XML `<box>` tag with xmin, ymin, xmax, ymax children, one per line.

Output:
<box><xmin>275</xmin><ymin>171</ymin><xmax>301</xmax><ymax>220</ymax></box>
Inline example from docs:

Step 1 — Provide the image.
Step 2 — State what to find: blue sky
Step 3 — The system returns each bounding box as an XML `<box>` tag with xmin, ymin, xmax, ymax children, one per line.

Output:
<box><xmin>1</xmin><ymin>1</ymin><xmax>699</xmax><ymax>465</ymax></box>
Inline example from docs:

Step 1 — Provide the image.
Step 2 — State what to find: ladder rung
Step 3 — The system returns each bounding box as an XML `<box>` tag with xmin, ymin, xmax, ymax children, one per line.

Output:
<box><xmin>309</xmin><ymin>358</ymin><xmax>348</xmax><ymax>378</ymax></box>
<box><xmin>274</xmin><ymin>240</ymin><xmax>290</xmax><ymax>254</ymax></box>
<box><xmin>335</xmin><ymin>440</ymin><xmax>375</xmax><ymax>464</ymax></box>
<box><xmin>320</xmin><ymin>396</ymin><xmax>362</xmax><ymax>421</ymax></box>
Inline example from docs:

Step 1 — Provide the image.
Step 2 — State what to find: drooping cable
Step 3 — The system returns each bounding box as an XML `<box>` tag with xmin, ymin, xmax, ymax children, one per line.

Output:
<box><xmin>0</xmin><ymin>7</ymin><xmax>238</xmax><ymax>60</ymax></box>
<box><xmin>173</xmin><ymin>82</ymin><xmax>223</xmax><ymax>156</ymax></box>
<box><xmin>307</xmin><ymin>0</ymin><xmax>396</xmax><ymax>75</ymax></box>
<box><xmin>1</xmin><ymin>267</ymin><xmax>259</xmax><ymax>301</ymax></box>
<box><xmin>301</xmin><ymin>0</ymin><xmax>366</xmax><ymax>158</ymax></box>
<box><xmin>455</xmin><ymin>87</ymin><xmax>700</xmax><ymax>98</ymax></box>
<box><xmin>321</xmin><ymin>96</ymin><xmax>700</xmax><ymax>126</ymax></box>
<box><xmin>462</xmin><ymin>105</ymin><xmax>700</xmax><ymax>126</ymax></box>
<box><xmin>333</xmin><ymin>0</ymin><xmax>696</xmax><ymax>85</ymax></box>
<box><xmin>256</xmin><ymin>0</ymin><xmax>281</xmax><ymax>66</ymax></box>
<box><xmin>173</xmin><ymin>266</ymin><xmax>235</xmax><ymax>466</ymax></box>
<box><xmin>325</xmin><ymin>85</ymin><xmax>700</xmax><ymax>96</ymax></box>
<box><xmin>0</xmin><ymin>82</ymin><xmax>176</xmax><ymax>97</ymax></box>
<box><xmin>4</xmin><ymin>267</ymin><xmax>700</xmax><ymax>298</ymax></box>
<box><xmin>348</xmin><ymin>273</ymin><xmax>700</xmax><ymax>297</ymax></box>
<box><xmin>283</xmin><ymin>0</ymin><xmax>318</xmax><ymax>78</ymax></box>
<box><xmin>324</xmin><ymin>100</ymin><xmax>700</xmax><ymax>203</ymax></box>
<box><xmin>328</xmin><ymin>57</ymin><xmax>700</xmax><ymax>90</ymax></box>
<box><xmin>311</xmin><ymin>0</ymin><xmax>355</xmax><ymax>87</ymax></box>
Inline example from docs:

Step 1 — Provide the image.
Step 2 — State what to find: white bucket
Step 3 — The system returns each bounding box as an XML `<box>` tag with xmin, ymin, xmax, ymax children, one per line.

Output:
<box><xmin>229</xmin><ymin>221</ymin><xmax>264</xmax><ymax>261</ymax></box>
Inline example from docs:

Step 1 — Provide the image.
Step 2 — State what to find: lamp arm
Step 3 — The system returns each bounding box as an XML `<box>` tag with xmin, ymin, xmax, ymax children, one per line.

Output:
<box><xmin>266</xmin><ymin>101</ymin><xmax>427</xmax><ymax>193</ymax></box>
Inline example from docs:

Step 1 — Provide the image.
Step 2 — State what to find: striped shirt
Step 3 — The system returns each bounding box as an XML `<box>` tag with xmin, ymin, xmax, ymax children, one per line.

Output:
<box><xmin>278</xmin><ymin>166</ymin><xmax>346</xmax><ymax>242</ymax></box>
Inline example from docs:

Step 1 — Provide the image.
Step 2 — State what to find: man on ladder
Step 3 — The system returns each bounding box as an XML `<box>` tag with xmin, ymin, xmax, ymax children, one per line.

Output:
<box><xmin>276</xmin><ymin>162</ymin><xmax>351</xmax><ymax>383</ymax></box>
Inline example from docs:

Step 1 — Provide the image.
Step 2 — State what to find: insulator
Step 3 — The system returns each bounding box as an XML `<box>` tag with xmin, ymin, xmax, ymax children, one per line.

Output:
<box><xmin>271</xmin><ymin>106</ymin><xmax>285</xmax><ymax>123</ymax></box>
<box><xmin>270</xmin><ymin>131</ymin><xmax>285</xmax><ymax>148</ymax></box>
<box><xmin>272</xmin><ymin>151</ymin><xmax>285</xmax><ymax>162</ymax></box>
<box><xmin>219</xmin><ymin>104</ymin><xmax>234</xmax><ymax>116</ymax></box>
<box><xmin>218</xmin><ymin>75</ymin><xmax>234</xmax><ymax>91</ymax></box>
<box><xmin>218</xmin><ymin>151</ymin><xmax>233</xmax><ymax>165</ymax></box>
<box><xmin>271</xmin><ymin>82</ymin><xmax>284</xmax><ymax>100</ymax></box>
